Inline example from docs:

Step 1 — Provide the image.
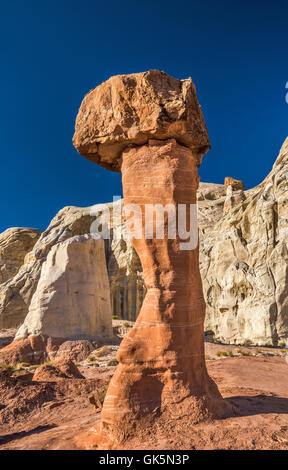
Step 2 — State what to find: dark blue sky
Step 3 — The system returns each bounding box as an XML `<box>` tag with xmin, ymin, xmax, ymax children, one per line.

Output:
<box><xmin>0</xmin><ymin>0</ymin><xmax>287</xmax><ymax>233</ymax></box>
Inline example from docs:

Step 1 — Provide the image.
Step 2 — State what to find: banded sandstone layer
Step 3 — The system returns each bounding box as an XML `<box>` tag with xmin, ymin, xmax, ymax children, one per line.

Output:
<box><xmin>93</xmin><ymin>141</ymin><xmax>227</xmax><ymax>447</ymax></box>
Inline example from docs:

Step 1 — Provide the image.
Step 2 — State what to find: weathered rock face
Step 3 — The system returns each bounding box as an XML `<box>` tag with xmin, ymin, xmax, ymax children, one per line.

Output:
<box><xmin>0</xmin><ymin>228</ymin><xmax>41</xmax><ymax>284</ymax></box>
<box><xmin>107</xmin><ymin>237</ymin><xmax>145</xmax><ymax>321</ymax></box>
<box><xmin>197</xmin><ymin>182</ymin><xmax>226</xmax><ymax>230</ymax></box>
<box><xmin>0</xmin><ymin>206</ymin><xmax>97</xmax><ymax>329</ymax></box>
<box><xmin>73</xmin><ymin>70</ymin><xmax>210</xmax><ymax>172</ymax></box>
<box><xmin>0</xmin><ymin>202</ymin><xmax>144</xmax><ymax>331</ymax></box>
<box><xmin>201</xmin><ymin>138</ymin><xmax>288</xmax><ymax>346</ymax></box>
<box><xmin>16</xmin><ymin>235</ymin><xmax>112</xmax><ymax>340</ymax></box>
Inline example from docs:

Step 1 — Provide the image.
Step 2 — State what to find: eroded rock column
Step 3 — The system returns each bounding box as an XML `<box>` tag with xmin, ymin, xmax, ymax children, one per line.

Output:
<box><xmin>93</xmin><ymin>140</ymin><xmax>227</xmax><ymax>447</ymax></box>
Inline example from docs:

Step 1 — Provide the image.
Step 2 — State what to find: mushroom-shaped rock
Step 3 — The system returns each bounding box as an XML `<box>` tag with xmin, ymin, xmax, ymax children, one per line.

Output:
<box><xmin>73</xmin><ymin>70</ymin><xmax>229</xmax><ymax>449</ymax></box>
<box><xmin>73</xmin><ymin>70</ymin><xmax>210</xmax><ymax>171</ymax></box>
<box><xmin>224</xmin><ymin>177</ymin><xmax>245</xmax><ymax>191</ymax></box>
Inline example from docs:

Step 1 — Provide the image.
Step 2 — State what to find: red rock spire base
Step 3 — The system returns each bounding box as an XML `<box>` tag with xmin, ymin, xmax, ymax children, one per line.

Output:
<box><xmin>76</xmin><ymin>140</ymin><xmax>229</xmax><ymax>449</ymax></box>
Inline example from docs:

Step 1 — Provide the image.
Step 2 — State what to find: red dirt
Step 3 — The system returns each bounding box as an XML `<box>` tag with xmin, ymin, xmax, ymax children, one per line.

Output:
<box><xmin>0</xmin><ymin>356</ymin><xmax>287</xmax><ymax>450</ymax></box>
<box><xmin>0</xmin><ymin>335</ymin><xmax>101</xmax><ymax>365</ymax></box>
<box><xmin>32</xmin><ymin>359</ymin><xmax>85</xmax><ymax>382</ymax></box>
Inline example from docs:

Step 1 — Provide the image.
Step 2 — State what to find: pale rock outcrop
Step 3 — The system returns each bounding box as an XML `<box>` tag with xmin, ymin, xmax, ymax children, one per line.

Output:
<box><xmin>197</xmin><ymin>182</ymin><xmax>226</xmax><ymax>231</ymax></box>
<box><xmin>0</xmin><ymin>228</ymin><xmax>41</xmax><ymax>284</ymax></box>
<box><xmin>201</xmin><ymin>138</ymin><xmax>288</xmax><ymax>346</ymax></box>
<box><xmin>223</xmin><ymin>185</ymin><xmax>246</xmax><ymax>214</ymax></box>
<box><xmin>16</xmin><ymin>235</ymin><xmax>112</xmax><ymax>340</ymax></box>
<box><xmin>107</xmin><ymin>235</ymin><xmax>145</xmax><ymax>321</ymax></box>
<box><xmin>0</xmin><ymin>201</ymin><xmax>144</xmax><ymax>330</ymax></box>
<box><xmin>0</xmin><ymin>206</ymin><xmax>98</xmax><ymax>329</ymax></box>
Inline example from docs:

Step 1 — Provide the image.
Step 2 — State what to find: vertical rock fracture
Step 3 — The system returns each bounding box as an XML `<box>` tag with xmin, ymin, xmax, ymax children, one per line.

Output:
<box><xmin>73</xmin><ymin>70</ymin><xmax>228</xmax><ymax>447</ymax></box>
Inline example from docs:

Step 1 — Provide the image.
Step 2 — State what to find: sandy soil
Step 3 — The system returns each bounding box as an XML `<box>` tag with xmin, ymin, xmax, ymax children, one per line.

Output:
<box><xmin>0</xmin><ymin>355</ymin><xmax>288</xmax><ymax>450</ymax></box>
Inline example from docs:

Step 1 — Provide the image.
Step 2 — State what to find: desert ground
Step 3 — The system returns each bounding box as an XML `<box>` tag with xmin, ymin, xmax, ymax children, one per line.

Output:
<box><xmin>1</xmin><ymin>321</ymin><xmax>287</xmax><ymax>450</ymax></box>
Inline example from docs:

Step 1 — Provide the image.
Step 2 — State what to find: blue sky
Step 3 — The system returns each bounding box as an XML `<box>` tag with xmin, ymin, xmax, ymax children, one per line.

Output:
<box><xmin>0</xmin><ymin>0</ymin><xmax>287</xmax><ymax>233</ymax></box>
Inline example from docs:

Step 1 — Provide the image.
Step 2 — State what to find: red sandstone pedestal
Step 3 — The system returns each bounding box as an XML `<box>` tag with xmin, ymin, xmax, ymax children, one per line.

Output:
<box><xmin>78</xmin><ymin>140</ymin><xmax>228</xmax><ymax>449</ymax></box>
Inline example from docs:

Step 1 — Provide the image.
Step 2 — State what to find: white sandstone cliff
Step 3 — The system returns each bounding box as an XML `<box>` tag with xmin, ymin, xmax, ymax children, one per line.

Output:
<box><xmin>16</xmin><ymin>235</ymin><xmax>112</xmax><ymax>340</ymax></box>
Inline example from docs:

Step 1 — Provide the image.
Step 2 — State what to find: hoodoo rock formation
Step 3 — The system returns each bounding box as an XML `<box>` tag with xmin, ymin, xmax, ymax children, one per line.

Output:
<box><xmin>224</xmin><ymin>177</ymin><xmax>244</xmax><ymax>192</ymax></box>
<box><xmin>73</xmin><ymin>70</ymin><xmax>228</xmax><ymax>447</ymax></box>
<box><xmin>73</xmin><ymin>69</ymin><xmax>210</xmax><ymax>171</ymax></box>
